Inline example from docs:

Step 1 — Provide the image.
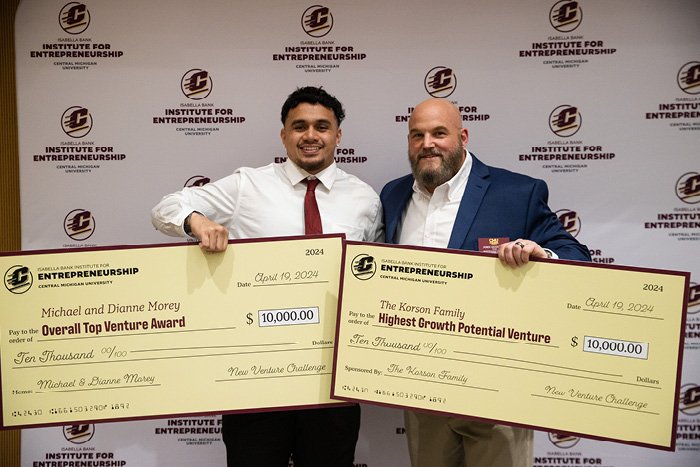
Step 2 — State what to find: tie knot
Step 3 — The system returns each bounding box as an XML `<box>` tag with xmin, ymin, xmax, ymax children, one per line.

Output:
<box><xmin>305</xmin><ymin>178</ymin><xmax>320</xmax><ymax>192</ymax></box>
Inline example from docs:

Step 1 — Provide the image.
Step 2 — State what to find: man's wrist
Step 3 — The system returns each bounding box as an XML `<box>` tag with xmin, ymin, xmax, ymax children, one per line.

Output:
<box><xmin>184</xmin><ymin>211</ymin><xmax>200</xmax><ymax>237</ymax></box>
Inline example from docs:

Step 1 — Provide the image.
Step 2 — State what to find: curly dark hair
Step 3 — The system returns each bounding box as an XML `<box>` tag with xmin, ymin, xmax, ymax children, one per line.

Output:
<box><xmin>280</xmin><ymin>86</ymin><xmax>345</xmax><ymax>126</ymax></box>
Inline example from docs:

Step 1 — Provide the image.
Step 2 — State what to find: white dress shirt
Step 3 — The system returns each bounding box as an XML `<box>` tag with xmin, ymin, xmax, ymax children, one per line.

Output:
<box><xmin>398</xmin><ymin>152</ymin><xmax>472</xmax><ymax>247</ymax></box>
<box><xmin>397</xmin><ymin>151</ymin><xmax>557</xmax><ymax>257</ymax></box>
<box><xmin>152</xmin><ymin>159</ymin><xmax>383</xmax><ymax>242</ymax></box>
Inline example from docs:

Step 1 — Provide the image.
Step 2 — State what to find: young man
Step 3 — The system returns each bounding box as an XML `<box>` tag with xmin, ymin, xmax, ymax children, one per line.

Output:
<box><xmin>152</xmin><ymin>86</ymin><xmax>382</xmax><ymax>466</ymax></box>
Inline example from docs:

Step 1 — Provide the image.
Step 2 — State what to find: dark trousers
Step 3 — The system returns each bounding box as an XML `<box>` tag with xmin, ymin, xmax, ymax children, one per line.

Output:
<box><xmin>222</xmin><ymin>405</ymin><xmax>360</xmax><ymax>467</ymax></box>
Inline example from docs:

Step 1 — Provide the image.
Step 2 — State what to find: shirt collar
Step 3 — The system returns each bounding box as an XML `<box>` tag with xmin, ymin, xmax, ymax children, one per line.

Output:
<box><xmin>412</xmin><ymin>150</ymin><xmax>473</xmax><ymax>201</ymax></box>
<box><xmin>284</xmin><ymin>158</ymin><xmax>337</xmax><ymax>189</ymax></box>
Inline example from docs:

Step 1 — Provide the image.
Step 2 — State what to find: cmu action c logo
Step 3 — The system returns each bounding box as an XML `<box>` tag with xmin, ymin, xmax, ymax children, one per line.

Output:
<box><xmin>351</xmin><ymin>254</ymin><xmax>376</xmax><ymax>280</ymax></box>
<box><xmin>302</xmin><ymin>5</ymin><xmax>333</xmax><ymax>38</ymax></box>
<box><xmin>549</xmin><ymin>1</ymin><xmax>582</xmax><ymax>33</ymax></box>
<box><xmin>4</xmin><ymin>265</ymin><xmax>33</xmax><ymax>294</ymax></box>
<box><xmin>678</xmin><ymin>62</ymin><xmax>700</xmax><ymax>95</ymax></box>
<box><xmin>556</xmin><ymin>209</ymin><xmax>581</xmax><ymax>237</ymax></box>
<box><xmin>675</xmin><ymin>172</ymin><xmax>700</xmax><ymax>204</ymax></box>
<box><xmin>61</xmin><ymin>106</ymin><xmax>92</xmax><ymax>138</ymax></box>
<box><xmin>185</xmin><ymin>175</ymin><xmax>211</xmax><ymax>188</ymax></box>
<box><xmin>59</xmin><ymin>2</ymin><xmax>90</xmax><ymax>35</ymax></box>
<box><xmin>64</xmin><ymin>209</ymin><xmax>96</xmax><ymax>241</ymax></box>
<box><xmin>679</xmin><ymin>384</ymin><xmax>700</xmax><ymax>416</ymax></box>
<box><xmin>425</xmin><ymin>67</ymin><xmax>456</xmax><ymax>98</ymax></box>
<box><xmin>549</xmin><ymin>105</ymin><xmax>581</xmax><ymax>138</ymax></box>
<box><xmin>181</xmin><ymin>69</ymin><xmax>212</xmax><ymax>100</ymax></box>
<box><xmin>547</xmin><ymin>432</ymin><xmax>579</xmax><ymax>449</ymax></box>
<box><xmin>689</xmin><ymin>282</ymin><xmax>700</xmax><ymax>315</ymax></box>
<box><xmin>64</xmin><ymin>424</ymin><xmax>95</xmax><ymax>444</ymax></box>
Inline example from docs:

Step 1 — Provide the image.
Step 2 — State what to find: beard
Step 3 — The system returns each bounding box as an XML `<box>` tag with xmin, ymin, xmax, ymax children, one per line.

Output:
<box><xmin>296</xmin><ymin>157</ymin><xmax>327</xmax><ymax>174</ymax></box>
<box><xmin>409</xmin><ymin>144</ymin><xmax>464</xmax><ymax>191</ymax></box>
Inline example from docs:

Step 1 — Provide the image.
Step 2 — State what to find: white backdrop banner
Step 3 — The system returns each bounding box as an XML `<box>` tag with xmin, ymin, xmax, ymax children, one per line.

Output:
<box><xmin>14</xmin><ymin>0</ymin><xmax>700</xmax><ymax>466</ymax></box>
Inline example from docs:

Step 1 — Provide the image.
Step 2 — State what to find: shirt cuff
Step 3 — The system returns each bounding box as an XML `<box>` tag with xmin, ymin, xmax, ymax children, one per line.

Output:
<box><xmin>543</xmin><ymin>248</ymin><xmax>558</xmax><ymax>259</ymax></box>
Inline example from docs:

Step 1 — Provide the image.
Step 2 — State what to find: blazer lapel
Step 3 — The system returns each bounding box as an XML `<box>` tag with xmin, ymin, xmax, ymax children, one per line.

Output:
<box><xmin>447</xmin><ymin>155</ymin><xmax>490</xmax><ymax>250</ymax></box>
<box><xmin>385</xmin><ymin>176</ymin><xmax>414</xmax><ymax>244</ymax></box>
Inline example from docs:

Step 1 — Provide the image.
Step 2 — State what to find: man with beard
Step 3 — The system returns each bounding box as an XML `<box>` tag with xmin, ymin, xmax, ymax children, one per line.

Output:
<box><xmin>152</xmin><ymin>86</ymin><xmax>382</xmax><ymax>466</ymax></box>
<box><xmin>380</xmin><ymin>98</ymin><xmax>590</xmax><ymax>467</ymax></box>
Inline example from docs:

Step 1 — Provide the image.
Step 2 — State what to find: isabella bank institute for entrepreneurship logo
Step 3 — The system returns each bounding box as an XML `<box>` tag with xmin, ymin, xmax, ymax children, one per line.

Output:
<box><xmin>549</xmin><ymin>1</ymin><xmax>582</xmax><ymax>33</ymax></box>
<box><xmin>61</xmin><ymin>106</ymin><xmax>93</xmax><ymax>138</ymax></box>
<box><xmin>425</xmin><ymin>67</ymin><xmax>456</xmax><ymax>98</ymax></box>
<box><xmin>59</xmin><ymin>2</ymin><xmax>90</xmax><ymax>35</ymax></box>
<box><xmin>181</xmin><ymin>69</ymin><xmax>212</xmax><ymax>100</ymax></box>
<box><xmin>4</xmin><ymin>265</ymin><xmax>33</xmax><ymax>294</ymax></box>
<box><xmin>302</xmin><ymin>5</ymin><xmax>333</xmax><ymax>38</ymax></box>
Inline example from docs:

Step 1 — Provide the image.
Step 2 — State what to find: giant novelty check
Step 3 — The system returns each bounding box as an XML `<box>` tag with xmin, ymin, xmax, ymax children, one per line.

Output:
<box><xmin>0</xmin><ymin>235</ymin><xmax>344</xmax><ymax>428</ymax></box>
<box><xmin>332</xmin><ymin>242</ymin><xmax>689</xmax><ymax>450</ymax></box>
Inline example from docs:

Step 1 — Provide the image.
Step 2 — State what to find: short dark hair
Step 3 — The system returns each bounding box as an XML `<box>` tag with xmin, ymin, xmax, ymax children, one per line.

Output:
<box><xmin>280</xmin><ymin>86</ymin><xmax>345</xmax><ymax>126</ymax></box>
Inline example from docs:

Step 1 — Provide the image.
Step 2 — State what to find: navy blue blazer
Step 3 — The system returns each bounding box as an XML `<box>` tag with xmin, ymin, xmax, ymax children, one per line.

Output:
<box><xmin>380</xmin><ymin>154</ymin><xmax>591</xmax><ymax>261</ymax></box>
